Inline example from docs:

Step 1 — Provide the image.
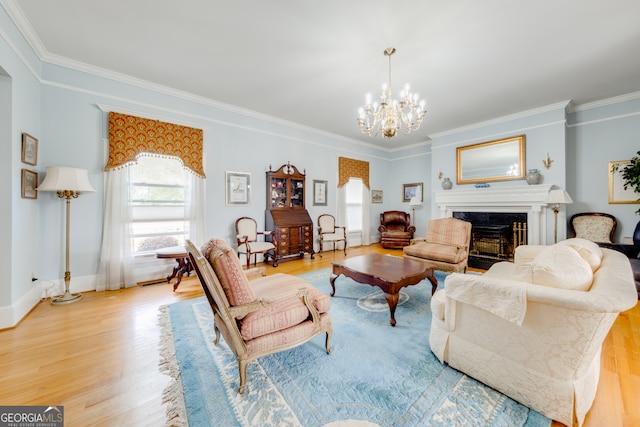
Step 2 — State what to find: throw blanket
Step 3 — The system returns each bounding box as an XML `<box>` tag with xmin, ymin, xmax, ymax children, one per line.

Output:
<box><xmin>445</xmin><ymin>273</ymin><xmax>527</xmax><ymax>326</ymax></box>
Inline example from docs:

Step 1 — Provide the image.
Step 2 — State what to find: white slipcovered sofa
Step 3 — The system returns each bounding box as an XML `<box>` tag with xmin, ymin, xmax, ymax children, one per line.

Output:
<box><xmin>430</xmin><ymin>238</ymin><xmax>637</xmax><ymax>427</ymax></box>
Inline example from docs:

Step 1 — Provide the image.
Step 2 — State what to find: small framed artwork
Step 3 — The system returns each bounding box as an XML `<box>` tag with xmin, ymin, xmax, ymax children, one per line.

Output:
<box><xmin>21</xmin><ymin>133</ymin><xmax>38</xmax><ymax>166</ymax></box>
<box><xmin>371</xmin><ymin>189</ymin><xmax>383</xmax><ymax>204</ymax></box>
<box><xmin>402</xmin><ymin>182</ymin><xmax>423</xmax><ymax>202</ymax></box>
<box><xmin>609</xmin><ymin>160</ymin><xmax>639</xmax><ymax>204</ymax></box>
<box><xmin>21</xmin><ymin>169</ymin><xmax>38</xmax><ymax>199</ymax></box>
<box><xmin>225</xmin><ymin>171</ymin><xmax>251</xmax><ymax>206</ymax></box>
<box><xmin>313</xmin><ymin>180</ymin><xmax>328</xmax><ymax>206</ymax></box>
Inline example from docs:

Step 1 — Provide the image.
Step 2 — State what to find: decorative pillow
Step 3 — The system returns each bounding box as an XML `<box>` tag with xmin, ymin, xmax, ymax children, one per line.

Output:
<box><xmin>202</xmin><ymin>238</ymin><xmax>256</xmax><ymax>306</ymax></box>
<box><xmin>556</xmin><ymin>238</ymin><xmax>603</xmax><ymax>272</ymax></box>
<box><xmin>529</xmin><ymin>245</ymin><xmax>593</xmax><ymax>291</ymax></box>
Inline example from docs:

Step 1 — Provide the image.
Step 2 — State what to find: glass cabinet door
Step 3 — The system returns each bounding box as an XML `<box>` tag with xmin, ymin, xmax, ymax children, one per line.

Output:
<box><xmin>290</xmin><ymin>179</ymin><xmax>304</xmax><ymax>207</ymax></box>
<box><xmin>270</xmin><ymin>177</ymin><xmax>288</xmax><ymax>208</ymax></box>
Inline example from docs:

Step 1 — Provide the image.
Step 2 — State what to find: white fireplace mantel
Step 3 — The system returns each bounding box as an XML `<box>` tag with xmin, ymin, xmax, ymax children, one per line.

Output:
<box><xmin>434</xmin><ymin>184</ymin><xmax>554</xmax><ymax>245</ymax></box>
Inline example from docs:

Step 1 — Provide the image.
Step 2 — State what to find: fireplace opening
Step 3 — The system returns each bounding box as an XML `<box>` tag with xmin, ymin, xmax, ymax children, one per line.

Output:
<box><xmin>453</xmin><ymin>212</ymin><xmax>528</xmax><ymax>270</ymax></box>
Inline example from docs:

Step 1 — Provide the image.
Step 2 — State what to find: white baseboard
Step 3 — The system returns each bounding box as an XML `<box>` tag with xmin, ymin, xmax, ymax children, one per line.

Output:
<box><xmin>0</xmin><ymin>284</ymin><xmax>42</xmax><ymax>329</ymax></box>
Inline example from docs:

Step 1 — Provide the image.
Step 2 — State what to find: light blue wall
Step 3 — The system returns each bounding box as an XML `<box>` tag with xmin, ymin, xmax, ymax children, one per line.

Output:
<box><xmin>568</xmin><ymin>96</ymin><xmax>640</xmax><ymax>240</ymax></box>
<box><xmin>1</xmin><ymin>4</ymin><xmax>639</xmax><ymax>327</ymax></box>
<box><xmin>0</xmin><ymin>4</ymin><xmax>45</xmax><ymax>326</ymax></box>
<box><xmin>429</xmin><ymin>103</ymin><xmax>570</xmax><ymax>242</ymax></box>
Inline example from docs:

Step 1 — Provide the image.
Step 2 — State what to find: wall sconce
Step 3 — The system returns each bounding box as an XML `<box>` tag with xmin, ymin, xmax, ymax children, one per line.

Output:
<box><xmin>437</xmin><ymin>170</ymin><xmax>444</xmax><ymax>180</ymax></box>
<box><xmin>542</xmin><ymin>152</ymin><xmax>553</xmax><ymax>169</ymax></box>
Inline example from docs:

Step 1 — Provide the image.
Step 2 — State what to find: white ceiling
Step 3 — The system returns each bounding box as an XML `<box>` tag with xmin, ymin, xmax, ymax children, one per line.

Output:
<box><xmin>5</xmin><ymin>0</ymin><xmax>640</xmax><ymax>149</ymax></box>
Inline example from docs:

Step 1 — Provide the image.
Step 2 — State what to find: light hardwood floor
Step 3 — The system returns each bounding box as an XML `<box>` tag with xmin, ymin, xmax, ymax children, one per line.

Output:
<box><xmin>0</xmin><ymin>244</ymin><xmax>638</xmax><ymax>427</ymax></box>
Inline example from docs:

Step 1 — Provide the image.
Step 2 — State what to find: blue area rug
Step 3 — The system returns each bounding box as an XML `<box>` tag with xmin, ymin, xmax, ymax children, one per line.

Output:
<box><xmin>159</xmin><ymin>269</ymin><xmax>551</xmax><ymax>427</ymax></box>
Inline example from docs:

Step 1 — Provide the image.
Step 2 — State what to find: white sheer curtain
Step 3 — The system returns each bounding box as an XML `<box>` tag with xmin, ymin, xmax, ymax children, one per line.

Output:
<box><xmin>96</xmin><ymin>166</ymin><xmax>206</xmax><ymax>291</ymax></box>
<box><xmin>185</xmin><ymin>171</ymin><xmax>207</xmax><ymax>247</ymax></box>
<box><xmin>96</xmin><ymin>168</ymin><xmax>135</xmax><ymax>291</ymax></box>
<box><xmin>337</xmin><ymin>185</ymin><xmax>347</xmax><ymax>246</ymax></box>
<box><xmin>361</xmin><ymin>185</ymin><xmax>371</xmax><ymax>245</ymax></box>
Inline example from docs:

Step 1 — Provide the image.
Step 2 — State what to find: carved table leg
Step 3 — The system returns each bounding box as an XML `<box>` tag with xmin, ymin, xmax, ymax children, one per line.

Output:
<box><xmin>383</xmin><ymin>292</ymin><xmax>399</xmax><ymax>327</ymax></box>
<box><xmin>172</xmin><ymin>257</ymin><xmax>193</xmax><ymax>291</ymax></box>
<box><xmin>428</xmin><ymin>275</ymin><xmax>438</xmax><ymax>295</ymax></box>
<box><xmin>329</xmin><ymin>273</ymin><xmax>339</xmax><ymax>296</ymax></box>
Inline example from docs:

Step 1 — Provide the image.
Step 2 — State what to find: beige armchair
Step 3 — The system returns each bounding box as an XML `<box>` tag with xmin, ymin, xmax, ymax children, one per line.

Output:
<box><xmin>403</xmin><ymin>217</ymin><xmax>472</xmax><ymax>278</ymax></box>
<box><xmin>235</xmin><ymin>216</ymin><xmax>277</xmax><ymax>268</ymax></box>
<box><xmin>317</xmin><ymin>214</ymin><xmax>347</xmax><ymax>256</ymax></box>
<box><xmin>430</xmin><ymin>240</ymin><xmax>637</xmax><ymax>426</ymax></box>
<box><xmin>570</xmin><ymin>212</ymin><xmax>617</xmax><ymax>243</ymax></box>
<box><xmin>186</xmin><ymin>239</ymin><xmax>332</xmax><ymax>394</ymax></box>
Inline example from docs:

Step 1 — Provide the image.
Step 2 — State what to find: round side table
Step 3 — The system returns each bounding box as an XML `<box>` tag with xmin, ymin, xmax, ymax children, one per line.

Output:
<box><xmin>155</xmin><ymin>246</ymin><xmax>193</xmax><ymax>291</ymax></box>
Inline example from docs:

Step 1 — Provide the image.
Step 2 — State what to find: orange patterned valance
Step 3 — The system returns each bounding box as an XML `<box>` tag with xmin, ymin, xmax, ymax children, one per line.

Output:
<box><xmin>338</xmin><ymin>157</ymin><xmax>369</xmax><ymax>189</ymax></box>
<box><xmin>106</xmin><ymin>112</ymin><xmax>205</xmax><ymax>178</ymax></box>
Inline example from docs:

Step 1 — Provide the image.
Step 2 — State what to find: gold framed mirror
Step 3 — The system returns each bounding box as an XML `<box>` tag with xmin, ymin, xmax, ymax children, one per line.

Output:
<box><xmin>456</xmin><ymin>135</ymin><xmax>526</xmax><ymax>184</ymax></box>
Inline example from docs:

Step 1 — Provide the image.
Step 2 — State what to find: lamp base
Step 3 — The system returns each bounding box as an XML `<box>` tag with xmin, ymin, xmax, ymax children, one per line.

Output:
<box><xmin>51</xmin><ymin>291</ymin><xmax>83</xmax><ymax>305</ymax></box>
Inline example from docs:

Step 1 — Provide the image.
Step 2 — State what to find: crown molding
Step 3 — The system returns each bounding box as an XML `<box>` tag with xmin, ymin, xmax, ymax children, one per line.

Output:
<box><xmin>429</xmin><ymin>101</ymin><xmax>571</xmax><ymax>140</ymax></box>
<box><xmin>567</xmin><ymin>90</ymin><xmax>640</xmax><ymax>113</ymax></box>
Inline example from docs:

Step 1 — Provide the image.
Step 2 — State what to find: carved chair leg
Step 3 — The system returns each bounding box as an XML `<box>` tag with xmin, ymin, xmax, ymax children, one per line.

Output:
<box><xmin>213</xmin><ymin>324</ymin><xmax>221</xmax><ymax>346</ymax></box>
<box><xmin>237</xmin><ymin>360</ymin><xmax>249</xmax><ymax>394</ymax></box>
<box><xmin>325</xmin><ymin>330</ymin><xmax>333</xmax><ymax>355</ymax></box>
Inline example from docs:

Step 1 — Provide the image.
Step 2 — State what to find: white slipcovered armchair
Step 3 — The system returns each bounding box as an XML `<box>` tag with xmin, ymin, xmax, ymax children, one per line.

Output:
<box><xmin>430</xmin><ymin>238</ymin><xmax>637</xmax><ymax>426</ymax></box>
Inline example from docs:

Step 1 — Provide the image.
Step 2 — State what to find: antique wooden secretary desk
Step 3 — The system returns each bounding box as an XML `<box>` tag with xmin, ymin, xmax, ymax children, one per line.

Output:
<box><xmin>265</xmin><ymin>162</ymin><xmax>315</xmax><ymax>264</ymax></box>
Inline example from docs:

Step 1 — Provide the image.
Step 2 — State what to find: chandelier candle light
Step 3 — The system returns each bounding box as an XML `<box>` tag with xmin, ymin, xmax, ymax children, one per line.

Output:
<box><xmin>358</xmin><ymin>48</ymin><xmax>427</xmax><ymax>139</ymax></box>
<box><xmin>37</xmin><ymin>166</ymin><xmax>95</xmax><ymax>304</ymax></box>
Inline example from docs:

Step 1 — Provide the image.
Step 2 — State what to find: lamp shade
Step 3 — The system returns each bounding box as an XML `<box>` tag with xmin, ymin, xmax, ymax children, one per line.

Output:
<box><xmin>37</xmin><ymin>166</ymin><xmax>95</xmax><ymax>192</ymax></box>
<box><xmin>544</xmin><ymin>189</ymin><xmax>573</xmax><ymax>205</ymax></box>
<box><xmin>410</xmin><ymin>196</ymin><xmax>422</xmax><ymax>206</ymax></box>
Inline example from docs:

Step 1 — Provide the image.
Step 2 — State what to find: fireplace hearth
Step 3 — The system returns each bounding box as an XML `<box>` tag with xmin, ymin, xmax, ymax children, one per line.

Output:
<box><xmin>434</xmin><ymin>185</ymin><xmax>553</xmax><ymax>252</ymax></box>
<box><xmin>454</xmin><ymin>212</ymin><xmax>528</xmax><ymax>269</ymax></box>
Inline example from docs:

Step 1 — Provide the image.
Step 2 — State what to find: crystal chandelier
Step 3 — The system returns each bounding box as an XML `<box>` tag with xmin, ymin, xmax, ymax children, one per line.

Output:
<box><xmin>357</xmin><ymin>48</ymin><xmax>427</xmax><ymax>139</ymax></box>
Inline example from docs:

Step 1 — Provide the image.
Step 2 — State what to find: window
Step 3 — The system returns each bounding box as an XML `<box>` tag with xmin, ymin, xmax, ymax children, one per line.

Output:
<box><xmin>129</xmin><ymin>156</ymin><xmax>187</xmax><ymax>255</ymax></box>
<box><xmin>345</xmin><ymin>178</ymin><xmax>363</xmax><ymax>231</ymax></box>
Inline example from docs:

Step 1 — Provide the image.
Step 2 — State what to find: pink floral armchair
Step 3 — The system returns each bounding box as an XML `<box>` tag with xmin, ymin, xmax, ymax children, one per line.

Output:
<box><xmin>186</xmin><ymin>239</ymin><xmax>332</xmax><ymax>394</ymax></box>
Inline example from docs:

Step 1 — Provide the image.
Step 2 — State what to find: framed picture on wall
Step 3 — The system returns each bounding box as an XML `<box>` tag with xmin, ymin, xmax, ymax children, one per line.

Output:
<box><xmin>609</xmin><ymin>160</ymin><xmax>640</xmax><ymax>204</ymax></box>
<box><xmin>225</xmin><ymin>171</ymin><xmax>251</xmax><ymax>206</ymax></box>
<box><xmin>21</xmin><ymin>169</ymin><xmax>38</xmax><ymax>199</ymax></box>
<box><xmin>313</xmin><ymin>180</ymin><xmax>327</xmax><ymax>206</ymax></box>
<box><xmin>21</xmin><ymin>133</ymin><xmax>38</xmax><ymax>166</ymax></box>
<box><xmin>371</xmin><ymin>189</ymin><xmax>383</xmax><ymax>204</ymax></box>
<box><xmin>402</xmin><ymin>182</ymin><xmax>423</xmax><ymax>202</ymax></box>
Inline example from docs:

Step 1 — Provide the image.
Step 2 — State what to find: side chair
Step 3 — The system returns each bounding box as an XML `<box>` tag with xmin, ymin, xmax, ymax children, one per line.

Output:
<box><xmin>317</xmin><ymin>214</ymin><xmax>347</xmax><ymax>256</ymax></box>
<box><xmin>186</xmin><ymin>239</ymin><xmax>332</xmax><ymax>394</ymax></box>
<box><xmin>235</xmin><ymin>216</ymin><xmax>277</xmax><ymax>268</ymax></box>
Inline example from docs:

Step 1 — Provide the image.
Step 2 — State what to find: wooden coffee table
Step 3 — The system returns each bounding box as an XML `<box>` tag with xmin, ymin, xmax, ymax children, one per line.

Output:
<box><xmin>330</xmin><ymin>254</ymin><xmax>436</xmax><ymax>326</ymax></box>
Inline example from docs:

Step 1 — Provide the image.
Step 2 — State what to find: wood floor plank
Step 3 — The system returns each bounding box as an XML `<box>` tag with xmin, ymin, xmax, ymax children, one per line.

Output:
<box><xmin>0</xmin><ymin>244</ymin><xmax>637</xmax><ymax>427</ymax></box>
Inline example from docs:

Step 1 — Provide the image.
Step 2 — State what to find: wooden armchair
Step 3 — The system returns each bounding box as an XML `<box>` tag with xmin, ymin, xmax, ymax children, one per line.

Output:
<box><xmin>378</xmin><ymin>211</ymin><xmax>415</xmax><ymax>248</ymax></box>
<box><xmin>317</xmin><ymin>214</ymin><xmax>347</xmax><ymax>256</ymax></box>
<box><xmin>186</xmin><ymin>239</ymin><xmax>332</xmax><ymax>394</ymax></box>
<box><xmin>235</xmin><ymin>216</ymin><xmax>277</xmax><ymax>268</ymax></box>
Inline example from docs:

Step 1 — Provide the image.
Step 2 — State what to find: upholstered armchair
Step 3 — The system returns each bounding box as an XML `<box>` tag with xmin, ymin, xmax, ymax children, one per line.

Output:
<box><xmin>429</xmin><ymin>240</ymin><xmax>638</xmax><ymax>426</ymax></box>
<box><xmin>186</xmin><ymin>239</ymin><xmax>332</xmax><ymax>394</ymax></box>
<box><xmin>235</xmin><ymin>217</ymin><xmax>277</xmax><ymax>268</ymax></box>
<box><xmin>570</xmin><ymin>212</ymin><xmax>617</xmax><ymax>243</ymax></box>
<box><xmin>317</xmin><ymin>214</ymin><xmax>347</xmax><ymax>256</ymax></box>
<box><xmin>378</xmin><ymin>211</ymin><xmax>415</xmax><ymax>248</ymax></box>
<box><xmin>403</xmin><ymin>217</ymin><xmax>472</xmax><ymax>277</ymax></box>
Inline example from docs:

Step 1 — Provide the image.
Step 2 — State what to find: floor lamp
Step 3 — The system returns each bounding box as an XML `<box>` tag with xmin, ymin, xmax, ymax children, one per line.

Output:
<box><xmin>544</xmin><ymin>189</ymin><xmax>573</xmax><ymax>243</ymax></box>
<box><xmin>37</xmin><ymin>166</ymin><xmax>95</xmax><ymax>305</ymax></box>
